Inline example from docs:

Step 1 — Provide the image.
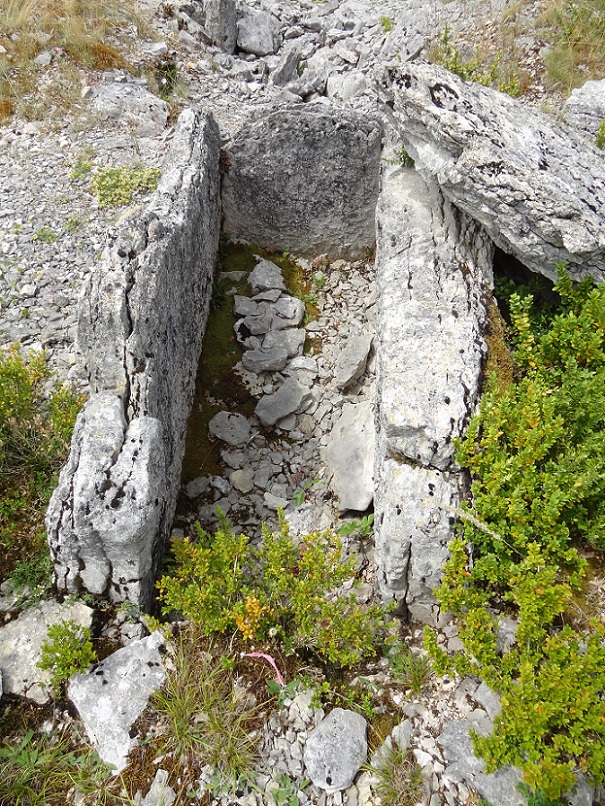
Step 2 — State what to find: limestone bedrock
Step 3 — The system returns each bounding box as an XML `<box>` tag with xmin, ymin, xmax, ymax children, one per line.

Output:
<box><xmin>222</xmin><ymin>103</ymin><xmax>382</xmax><ymax>258</ymax></box>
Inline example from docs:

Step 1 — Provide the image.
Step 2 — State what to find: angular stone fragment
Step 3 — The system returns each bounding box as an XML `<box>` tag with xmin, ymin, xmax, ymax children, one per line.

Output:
<box><xmin>255</xmin><ymin>377</ymin><xmax>312</xmax><ymax>427</ymax></box>
<box><xmin>268</xmin><ymin>295</ymin><xmax>306</xmax><ymax>329</ymax></box>
<box><xmin>229</xmin><ymin>466</ymin><xmax>255</xmax><ymax>494</ymax></box>
<box><xmin>323</xmin><ymin>401</ymin><xmax>375</xmax><ymax>512</ymax></box>
<box><xmin>208</xmin><ymin>411</ymin><xmax>252</xmax><ymax>447</ymax></box>
<box><xmin>334</xmin><ymin>333</ymin><xmax>373</xmax><ymax>390</ymax></box>
<box><xmin>242</xmin><ymin>346</ymin><xmax>289</xmax><ymax>373</ymax></box>
<box><xmin>249</xmin><ymin>259</ymin><xmax>287</xmax><ymax>294</ymax></box>
<box><xmin>204</xmin><ymin>0</ymin><xmax>238</xmax><ymax>53</ymax></box>
<box><xmin>304</xmin><ymin>708</ymin><xmax>367</xmax><ymax>792</ymax></box>
<box><xmin>438</xmin><ymin>720</ymin><xmax>525</xmax><ymax>806</ymax></box>
<box><xmin>563</xmin><ymin>78</ymin><xmax>605</xmax><ymax>139</ymax></box>
<box><xmin>0</xmin><ymin>600</ymin><xmax>93</xmax><ymax>704</ymax></box>
<box><xmin>387</xmin><ymin>61</ymin><xmax>605</xmax><ymax>282</ymax></box>
<box><xmin>69</xmin><ymin>632</ymin><xmax>165</xmax><ymax>772</ymax></box>
<box><xmin>233</xmin><ymin>295</ymin><xmax>258</xmax><ymax>317</ymax></box>
<box><xmin>263</xmin><ymin>328</ymin><xmax>306</xmax><ymax>358</ymax></box>
<box><xmin>237</xmin><ymin>7</ymin><xmax>280</xmax><ymax>55</ymax></box>
<box><xmin>222</xmin><ymin>104</ymin><xmax>381</xmax><ymax>258</ymax></box>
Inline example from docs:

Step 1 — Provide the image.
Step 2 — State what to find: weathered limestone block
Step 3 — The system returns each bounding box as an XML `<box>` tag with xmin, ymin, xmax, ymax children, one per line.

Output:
<box><xmin>222</xmin><ymin>104</ymin><xmax>382</xmax><ymax>258</ymax></box>
<box><xmin>69</xmin><ymin>632</ymin><xmax>166</xmax><ymax>772</ymax></box>
<box><xmin>304</xmin><ymin>708</ymin><xmax>367</xmax><ymax>793</ymax></box>
<box><xmin>0</xmin><ymin>600</ymin><xmax>93</xmax><ymax>704</ymax></box>
<box><xmin>204</xmin><ymin>0</ymin><xmax>238</xmax><ymax>52</ymax></box>
<box><xmin>373</xmin><ymin>161</ymin><xmax>491</xmax><ymax>619</ymax></box>
<box><xmin>374</xmin><ymin>455</ymin><xmax>462</xmax><ymax>623</ymax></box>
<box><xmin>47</xmin><ymin>394</ymin><xmax>165</xmax><ymax>602</ymax></box>
<box><xmin>563</xmin><ymin>78</ymin><xmax>605</xmax><ymax>140</ymax></box>
<box><xmin>47</xmin><ymin>109</ymin><xmax>221</xmax><ymax>606</ymax></box>
<box><xmin>386</xmin><ymin>61</ymin><xmax>605</xmax><ymax>282</ymax></box>
<box><xmin>375</xmin><ymin>165</ymin><xmax>491</xmax><ymax>470</ymax></box>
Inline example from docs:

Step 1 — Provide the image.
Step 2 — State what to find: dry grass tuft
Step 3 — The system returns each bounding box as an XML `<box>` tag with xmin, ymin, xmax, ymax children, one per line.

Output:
<box><xmin>0</xmin><ymin>0</ymin><xmax>135</xmax><ymax>122</ymax></box>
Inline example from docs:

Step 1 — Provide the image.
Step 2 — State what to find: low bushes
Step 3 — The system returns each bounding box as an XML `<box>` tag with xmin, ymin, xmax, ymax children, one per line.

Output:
<box><xmin>157</xmin><ymin>511</ymin><xmax>391</xmax><ymax>669</ymax></box>
<box><xmin>425</xmin><ymin>266</ymin><xmax>605</xmax><ymax>799</ymax></box>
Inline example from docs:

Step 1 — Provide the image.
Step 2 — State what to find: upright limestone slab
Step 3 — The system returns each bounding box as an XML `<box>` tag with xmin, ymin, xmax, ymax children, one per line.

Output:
<box><xmin>222</xmin><ymin>103</ymin><xmax>381</xmax><ymax>258</ymax></box>
<box><xmin>385</xmin><ymin>61</ymin><xmax>605</xmax><ymax>282</ymax></box>
<box><xmin>374</xmin><ymin>161</ymin><xmax>492</xmax><ymax>621</ymax></box>
<box><xmin>46</xmin><ymin>109</ymin><xmax>221</xmax><ymax>606</ymax></box>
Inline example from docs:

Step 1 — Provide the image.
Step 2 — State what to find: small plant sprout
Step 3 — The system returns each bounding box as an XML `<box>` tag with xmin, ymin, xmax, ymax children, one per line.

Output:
<box><xmin>33</xmin><ymin>225</ymin><xmax>58</xmax><ymax>244</ymax></box>
<box><xmin>338</xmin><ymin>513</ymin><xmax>374</xmax><ymax>538</ymax></box>
<box><xmin>596</xmin><ymin>117</ymin><xmax>605</xmax><ymax>149</ymax></box>
<box><xmin>293</xmin><ymin>478</ymin><xmax>320</xmax><ymax>507</ymax></box>
<box><xmin>380</xmin><ymin>15</ymin><xmax>394</xmax><ymax>33</ymax></box>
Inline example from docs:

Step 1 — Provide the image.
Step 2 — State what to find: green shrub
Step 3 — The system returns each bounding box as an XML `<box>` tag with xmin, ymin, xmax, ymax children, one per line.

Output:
<box><xmin>425</xmin><ymin>266</ymin><xmax>605</xmax><ymax>798</ymax></box>
<box><xmin>157</xmin><ymin>512</ymin><xmax>389</xmax><ymax>668</ymax></box>
<box><xmin>431</xmin><ymin>24</ymin><xmax>520</xmax><ymax>96</ymax></box>
<box><xmin>38</xmin><ymin>620</ymin><xmax>96</xmax><ymax>695</ymax></box>
<box><xmin>0</xmin><ymin>346</ymin><xmax>82</xmax><ymax>478</ymax></box>
<box><xmin>89</xmin><ymin>164</ymin><xmax>161</xmax><ymax>207</ymax></box>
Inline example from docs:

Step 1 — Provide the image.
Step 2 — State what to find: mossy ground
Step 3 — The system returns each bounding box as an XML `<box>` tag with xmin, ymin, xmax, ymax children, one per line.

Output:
<box><xmin>180</xmin><ymin>240</ymin><xmax>313</xmax><ymax>485</ymax></box>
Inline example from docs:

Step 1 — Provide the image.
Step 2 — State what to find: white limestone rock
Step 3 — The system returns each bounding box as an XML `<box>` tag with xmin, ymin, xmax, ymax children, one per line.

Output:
<box><xmin>0</xmin><ymin>600</ymin><xmax>93</xmax><ymax>704</ymax></box>
<box><xmin>375</xmin><ymin>163</ymin><xmax>491</xmax><ymax>470</ymax></box>
<box><xmin>304</xmin><ymin>708</ymin><xmax>367</xmax><ymax>793</ymax></box>
<box><xmin>47</xmin><ymin>109</ymin><xmax>221</xmax><ymax>606</ymax></box>
<box><xmin>237</xmin><ymin>6</ymin><xmax>281</xmax><ymax>56</ymax></box>
<box><xmin>69</xmin><ymin>632</ymin><xmax>166</xmax><ymax>773</ymax></box>
<box><xmin>323</xmin><ymin>401</ymin><xmax>375</xmax><ymax>512</ymax></box>
<box><xmin>374</xmin><ymin>455</ymin><xmax>461</xmax><ymax>622</ymax></box>
<box><xmin>333</xmin><ymin>333</ymin><xmax>373</xmax><ymax>390</ymax></box>
<box><xmin>563</xmin><ymin>78</ymin><xmax>605</xmax><ymax>140</ymax></box>
<box><xmin>387</xmin><ymin>61</ymin><xmax>605</xmax><ymax>282</ymax></box>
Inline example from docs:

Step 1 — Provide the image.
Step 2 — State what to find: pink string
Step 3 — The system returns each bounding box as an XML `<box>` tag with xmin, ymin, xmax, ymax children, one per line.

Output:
<box><xmin>241</xmin><ymin>652</ymin><xmax>285</xmax><ymax>685</ymax></box>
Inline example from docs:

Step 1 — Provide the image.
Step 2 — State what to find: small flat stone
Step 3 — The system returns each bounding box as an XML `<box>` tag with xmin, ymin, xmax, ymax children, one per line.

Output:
<box><xmin>304</xmin><ymin>708</ymin><xmax>367</xmax><ymax>793</ymax></box>
<box><xmin>255</xmin><ymin>378</ymin><xmax>312</xmax><ymax>427</ymax></box>
<box><xmin>208</xmin><ymin>411</ymin><xmax>252</xmax><ymax>447</ymax></box>
<box><xmin>242</xmin><ymin>347</ymin><xmax>289</xmax><ymax>374</ymax></box>
<box><xmin>334</xmin><ymin>334</ymin><xmax>373</xmax><ymax>390</ymax></box>
<box><xmin>249</xmin><ymin>258</ymin><xmax>286</xmax><ymax>293</ymax></box>
<box><xmin>230</xmin><ymin>466</ymin><xmax>255</xmax><ymax>494</ymax></box>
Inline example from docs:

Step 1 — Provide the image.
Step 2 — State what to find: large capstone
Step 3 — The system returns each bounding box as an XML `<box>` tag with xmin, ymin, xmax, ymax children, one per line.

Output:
<box><xmin>222</xmin><ymin>104</ymin><xmax>382</xmax><ymax>258</ymax></box>
<box><xmin>386</xmin><ymin>61</ymin><xmax>605</xmax><ymax>282</ymax></box>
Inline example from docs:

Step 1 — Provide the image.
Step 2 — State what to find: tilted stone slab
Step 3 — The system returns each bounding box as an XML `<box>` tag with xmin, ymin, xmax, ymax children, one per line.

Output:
<box><xmin>373</xmin><ymin>160</ymin><xmax>490</xmax><ymax>619</ymax></box>
<box><xmin>386</xmin><ymin>61</ymin><xmax>605</xmax><ymax>282</ymax></box>
<box><xmin>222</xmin><ymin>103</ymin><xmax>382</xmax><ymax>258</ymax></box>
<box><xmin>47</xmin><ymin>109</ymin><xmax>221</xmax><ymax>606</ymax></box>
<box><xmin>323</xmin><ymin>401</ymin><xmax>375</xmax><ymax>512</ymax></box>
<box><xmin>375</xmin><ymin>163</ymin><xmax>491</xmax><ymax>471</ymax></box>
